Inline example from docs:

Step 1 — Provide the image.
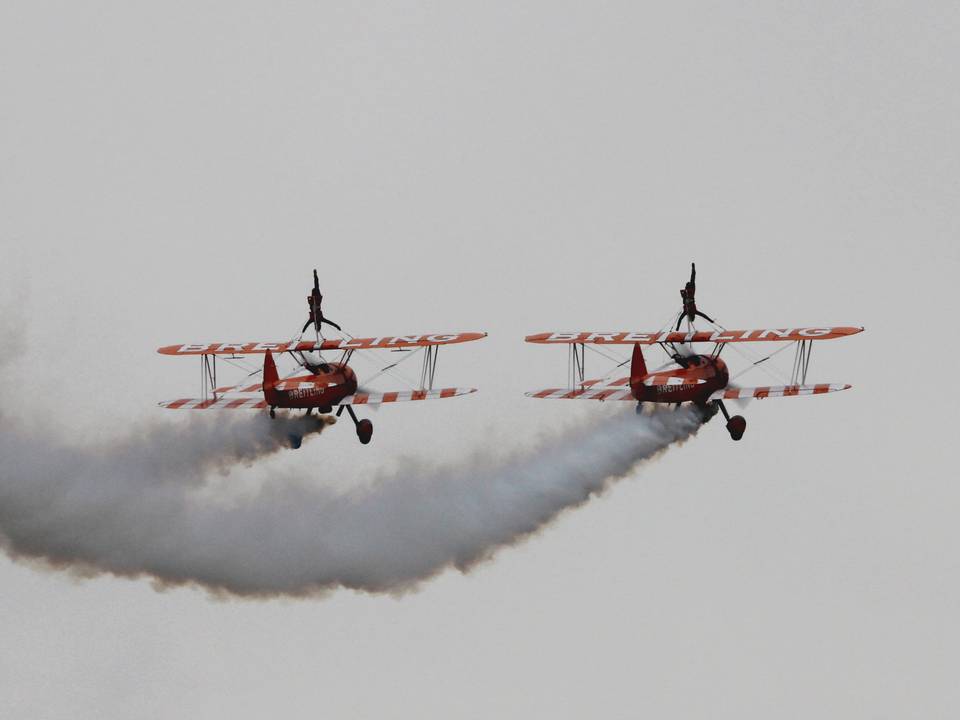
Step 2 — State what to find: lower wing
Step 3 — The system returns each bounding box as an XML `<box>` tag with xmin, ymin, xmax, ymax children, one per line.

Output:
<box><xmin>340</xmin><ymin>388</ymin><xmax>476</xmax><ymax>405</ymax></box>
<box><xmin>525</xmin><ymin>388</ymin><xmax>635</xmax><ymax>400</ymax></box>
<box><xmin>160</xmin><ymin>396</ymin><xmax>267</xmax><ymax>409</ymax></box>
<box><xmin>710</xmin><ymin>383</ymin><xmax>851</xmax><ymax>400</ymax></box>
<box><xmin>159</xmin><ymin>387</ymin><xmax>476</xmax><ymax>409</ymax></box>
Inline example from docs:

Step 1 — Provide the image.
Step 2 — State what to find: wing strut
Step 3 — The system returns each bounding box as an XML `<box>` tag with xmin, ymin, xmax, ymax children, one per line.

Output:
<box><xmin>419</xmin><ymin>345</ymin><xmax>439</xmax><ymax>391</ymax></box>
<box><xmin>791</xmin><ymin>340</ymin><xmax>813</xmax><ymax>385</ymax></box>
<box><xmin>201</xmin><ymin>354</ymin><xmax>218</xmax><ymax>401</ymax></box>
<box><xmin>569</xmin><ymin>343</ymin><xmax>586</xmax><ymax>389</ymax></box>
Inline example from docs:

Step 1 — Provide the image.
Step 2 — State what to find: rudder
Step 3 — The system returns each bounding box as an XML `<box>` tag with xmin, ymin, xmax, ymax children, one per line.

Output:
<box><xmin>629</xmin><ymin>343</ymin><xmax>648</xmax><ymax>398</ymax></box>
<box><xmin>262</xmin><ymin>351</ymin><xmax>281</xmax><ymax>404</ymax></box>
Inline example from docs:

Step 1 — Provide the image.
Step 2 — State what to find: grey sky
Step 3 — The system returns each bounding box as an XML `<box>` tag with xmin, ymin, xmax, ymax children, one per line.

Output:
<box><xmin>1</xmin><ymin>1</ymin><xmax>958</xmax><ymax>718</ymax></box>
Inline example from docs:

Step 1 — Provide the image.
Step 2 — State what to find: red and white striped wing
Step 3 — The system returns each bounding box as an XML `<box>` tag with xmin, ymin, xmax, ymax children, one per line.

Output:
<box><xmin>525</xmin><ymin>388</ymin><xmax>635</xmax><ymax>400</ymax></box>
<box><xmin>562</xmin><ymin>375</ymin><xmax>706</xmax><ymax>389</ymax></box>
<box><xmin>160</xmin><ymin>387</ymin><xmax>477</xmax><ymax>409</ymax></box>
<box><xmin>340</xmin><ymin>388</ymin><xmax>476</xmax><ymax>405</ymax></box>
<box><xmin>710</xmin><ymin>383</ymin><xmax>851</xmax><ymax>400</ymax></box>
<box><xmin>160</xmin><ymin>397</ymin><xmax>268</xmax><ymax>410</ymax></box>
<box><xmin>158</xmin><ymin>332</ymin><xmax>487</xmax><ymax>356</ymax></box>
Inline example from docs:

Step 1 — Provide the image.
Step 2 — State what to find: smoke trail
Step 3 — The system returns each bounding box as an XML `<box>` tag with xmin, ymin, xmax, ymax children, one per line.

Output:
<box><xmin>0</xmin><ymin>333</ymin><xmax>701</xmax><ymax>596</ymax></box>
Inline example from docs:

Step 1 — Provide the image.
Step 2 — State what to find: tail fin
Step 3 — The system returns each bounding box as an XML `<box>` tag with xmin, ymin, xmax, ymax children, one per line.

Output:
<box><xmin>263</xmin><ymin>351</ymin><xmax>280</xmax><ymax>402</ymax></box>
<box><xmin>629</xmin><ymin>343</ymin><xmax>647</xmax><ymax>397</ymax></box>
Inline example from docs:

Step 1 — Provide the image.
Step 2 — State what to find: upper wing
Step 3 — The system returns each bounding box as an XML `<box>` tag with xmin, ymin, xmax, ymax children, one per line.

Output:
<box><xmin>160</xmin><ymin>387</ymin><xmax>477</xmax><ymax>409</ymax></box>
<box><xmin>710</xmin><ymin>383</ymin><xmax>851</xmax><ymax>400</ymax></box>
<box><xmin>158</xmin><ymin>332</ymin><xmax>486</xmax><ymax>356</ymax></box>
<box><xmin>525</xmin><ymin>327</ymin><xmax>863</xmax><ymax>345</ymax></box>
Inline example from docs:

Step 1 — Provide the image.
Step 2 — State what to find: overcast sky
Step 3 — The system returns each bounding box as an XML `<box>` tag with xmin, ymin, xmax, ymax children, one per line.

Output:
<box><xmin>1</xmin><ymin>1</ymin><xmax>958</xmax><ymax>718</ymax></box>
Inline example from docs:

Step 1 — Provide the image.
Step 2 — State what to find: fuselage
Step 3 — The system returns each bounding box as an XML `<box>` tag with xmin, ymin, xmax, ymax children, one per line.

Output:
<box><xmin>632</xmin><ymin>355</ymin><xmax>728</xmax><ymax>405</ymax></box>
<box><xmin>264</xmin><ymin>362</ymin><xmax>357</xmax><ymax>410</ymax></box>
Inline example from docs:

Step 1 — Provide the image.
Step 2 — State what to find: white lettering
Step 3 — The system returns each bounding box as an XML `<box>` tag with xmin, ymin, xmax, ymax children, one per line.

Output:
<box><xmin>798</xmin><ymin>327</ymin><xmax>831</xmax><ymax>337</ymax></box>
<box><xmin>390</xmin><ymin>335</ymin><xmax>422</xmax><ymax>345</ymax></box>
<box><xmin>547</xmin><ymin>333</ymin><xmax>579</xmax><ymax>342</ymax></box>
<box><xmin>710</xmin><ymin>331</ymin><xmax>738</xmax><ymax>342</ymax></box>
<box><xmin>585</xmin><ymin>333</ymin><xmax>617</xmax><ymax>343</ymax></box>
<box><xmin>216</xmin><ymin>343</ymin><xmax>247</xmax><ymax>353</ymax></box>
<box><xmin>426</xmin><ymin>334</ymin><xmax>457</xmax><ymax>343</ymax></box>
<box><xmin>757</xmin><ymin>328</ymin><xmax>793</xmax><ymax>340</ymax></box>
<box><xmin>253</xmin><ymin>342</ymin><xmax>280</xmax><ymax>351</ymax></box>
<box><xmin>178</xmin><ymin>344</ymin><xmax>210</xmax><ymax>353</ymax></box>
<box><xmin>621</xmin><ymin>332</ymin><xmax>652</xmax><ymax>343</ymax></box>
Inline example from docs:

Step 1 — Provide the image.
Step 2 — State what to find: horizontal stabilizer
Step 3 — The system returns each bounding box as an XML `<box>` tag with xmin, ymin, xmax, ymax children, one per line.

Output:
<box><xmin>579</xmin><ymin>375</ymin><xmax>707</xmax><ymax>389</ymax></box>
<box><xmin>213</xmin><ymin>374</ymin><xmax>330</xmax><ymax>395</ymax></box>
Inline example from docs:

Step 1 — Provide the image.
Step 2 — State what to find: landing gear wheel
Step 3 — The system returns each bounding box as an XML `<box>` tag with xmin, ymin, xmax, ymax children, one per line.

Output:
<box><xmin>635</xmin><ymin>402</ymin><xmax>644</xmax><ymax>416</ymax></box>
<box><xmin>343</xmin><ymin>405</ymin><xmax>373</xmax><ymax>445</ymax></box>
<box><xmin>356</xmin><ymin>419</ymin><xmax>373</xmax><ymax>445</ymax></box>
<box><xmin>269</xmin><ymin>407</ymin><xmax>276</xmax><ymax>419</ymax></box>
<box><xmin>726</xmin><ymin>416</ymin><xmax>746</xmax><ymax>441</ymax></box>
<box><xmin>714</xmin><ymin>399</ymin><xmax>746</xmax><ymax>441</ymax></box>
<box><xmin>287</xmin><ymin>434</ymin><xmax>303</xmax><ymax>449</ymax></box>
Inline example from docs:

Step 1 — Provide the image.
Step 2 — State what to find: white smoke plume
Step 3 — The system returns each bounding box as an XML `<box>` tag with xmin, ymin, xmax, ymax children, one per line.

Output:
<box><xmin>0</xmin><ymin>329</ymin><xmax>702</xmax><ymax>597</ymax></box>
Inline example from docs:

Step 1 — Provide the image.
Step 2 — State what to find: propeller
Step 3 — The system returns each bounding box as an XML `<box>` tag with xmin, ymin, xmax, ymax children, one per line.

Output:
<box><xmin>354</xmin><ymin>386</ymin><xmax>382</xmax><ymax>412</ymax></box>
<box><xmin>726</xmin><ymin>381</ymin><xmax>753</xmax><ymax>408</ymax></box>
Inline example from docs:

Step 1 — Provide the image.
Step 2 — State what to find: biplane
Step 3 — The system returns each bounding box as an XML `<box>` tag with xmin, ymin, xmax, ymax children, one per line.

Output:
<box><xmin>525</xmin><ymin>263</ymin><xmax>862</xmax><ymax>441</ymax></box>
<box><xmin>158</xmin><ymin>270</ymin><xmax>486</xmax><ymax>446</ymax></box>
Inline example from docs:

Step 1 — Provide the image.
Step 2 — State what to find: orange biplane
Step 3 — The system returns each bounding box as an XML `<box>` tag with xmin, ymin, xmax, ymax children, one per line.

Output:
<box><xmin>158</xmin><ymin>271</ymin><xmax>485</xmax><ymax>446</ymax></box>
<box><xmin>525</xmin><ymin>263</ymin><xmax>862</xmax><ymax>441</ymax></box>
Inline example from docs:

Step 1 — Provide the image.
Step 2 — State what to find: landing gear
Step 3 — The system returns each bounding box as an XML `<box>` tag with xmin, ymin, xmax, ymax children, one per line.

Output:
<box><xmin>269</xmin><ymin>407</ymin><xmax>276</xmax><ymax>419</ymax></box>
<box><xmin>715</xmin><ymin>399</ymin><xmax>746</xmax><ymax>441</ymax></box>
<box><xmin>338</xmin><ymin>405</ymin><xmax>374</xmax><ymax>445</ymax></box>
<box><xmin>356</xmin><ymin>419</ymin><xmax>373</xmax><ymax>445</ymax></box>
<box><xmin>635</xmin><ymin>402</ymin><xmax>644</xmax><ymax>415</ymax></box>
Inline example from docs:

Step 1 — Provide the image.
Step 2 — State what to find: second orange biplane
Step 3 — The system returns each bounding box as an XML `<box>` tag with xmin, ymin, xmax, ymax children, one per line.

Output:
<box><xmin>158</xmin><ymin>271</ymin><xmax>485</xmax><ymax>446</ymax></box>
<box><xmin>525</xmin><ymin>264</ymin><xmax>862</xmax><ymax>441</ymax></box>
